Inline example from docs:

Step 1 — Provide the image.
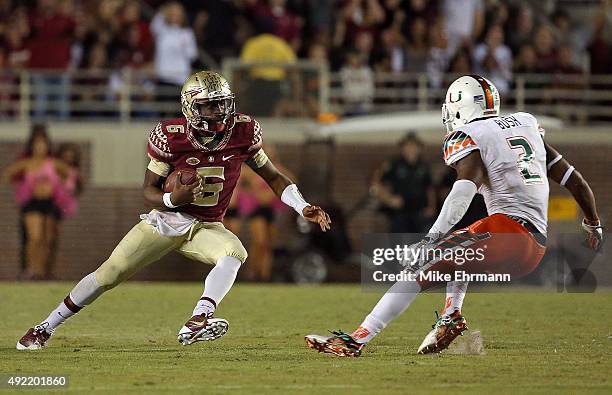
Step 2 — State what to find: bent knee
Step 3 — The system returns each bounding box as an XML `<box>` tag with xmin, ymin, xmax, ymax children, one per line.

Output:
<box><xmin>95</xmin><ymin>259</ymin><xmax>129</xmax><ymax>289</ymax></box>
<box><xmin>225</xmin><ymin>240</ymin><xmax>248</xmax><ymax>264</ymax></box>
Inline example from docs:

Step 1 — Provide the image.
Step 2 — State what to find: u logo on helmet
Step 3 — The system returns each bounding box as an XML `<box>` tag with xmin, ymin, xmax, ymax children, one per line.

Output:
<box><xmin>448</xmin><ymin>91</ymin><xmax>462</xmax><ymax>103</ymax></box>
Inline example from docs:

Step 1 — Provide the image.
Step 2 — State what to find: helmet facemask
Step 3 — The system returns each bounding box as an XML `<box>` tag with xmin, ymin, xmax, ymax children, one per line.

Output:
<box><xmin>441</xmin><ymin>103</ymin><xmax>455</xmax><ymax>133</ymax></box>
<box><xmin>187</xmin><ymin>95</ymin><xmax>236</xmax><ymax>133</ymax></box>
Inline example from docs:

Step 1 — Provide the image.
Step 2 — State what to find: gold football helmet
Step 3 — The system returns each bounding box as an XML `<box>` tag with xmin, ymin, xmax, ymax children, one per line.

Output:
<box><xmin>181</xmin><ymin>71</ymin><xmax>235</xmax><ymax>133</ymax></box>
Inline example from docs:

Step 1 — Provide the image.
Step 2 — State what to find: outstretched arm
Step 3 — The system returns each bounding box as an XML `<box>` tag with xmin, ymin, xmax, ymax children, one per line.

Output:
<box><xmin>544</xmin><ymin>141</ymin><xmax>603</xmax><ymax>250</ymax></box>
<box><xmin>427</xmin><ymin>151</ymin><xmax>487</xmax><ymax>237</ymax></box>
<box><xmin>249</xmin><ymin>156</ymin><xmax>331</xmax><ymax>232</ymax></box>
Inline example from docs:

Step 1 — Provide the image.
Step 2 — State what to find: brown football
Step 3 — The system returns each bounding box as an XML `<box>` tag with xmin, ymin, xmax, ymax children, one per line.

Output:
<box><xmin>163</xmin><ymin>168</ymin><xmax>199</xmax><ymax>193</ymax></box>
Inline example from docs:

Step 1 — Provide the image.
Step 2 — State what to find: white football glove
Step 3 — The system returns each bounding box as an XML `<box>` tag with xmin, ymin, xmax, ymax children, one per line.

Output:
<box><xmin>400</xmin><ymin>234</ymin><xmax>441</xmax><ymax>273</ymax></box>
<box><xmin>581</xmin><ymin>219</ymin><xmax>603</xmax><ymax>251</ymax></box>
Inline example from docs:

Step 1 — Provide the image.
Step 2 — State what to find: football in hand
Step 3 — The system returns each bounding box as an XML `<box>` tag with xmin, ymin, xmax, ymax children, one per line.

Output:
<box><xmin>163</xmin><ymin>168</ymin><xmax>199</xmax><ymax>193</ymax></box>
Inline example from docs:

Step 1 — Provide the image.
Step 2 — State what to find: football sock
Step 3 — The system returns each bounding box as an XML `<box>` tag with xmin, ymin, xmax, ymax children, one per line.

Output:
<box><xmin>193</xmin><ymin>256</ymin><xmax>241</xmax><ymax>316</ymax></box>
<box><xmin>353</xmin><ymin>280</ymin><xmax>422</xmax><ymax>344</ymax></box>
<box><xmin>443</xmin><ymin>281</ymin><xmax>468</xmax><ymax>316</ymax></box>
<box><xmin>39</xmin><ymin>272</ymin><xmax>104</xmax><ymax>334</ymax></box>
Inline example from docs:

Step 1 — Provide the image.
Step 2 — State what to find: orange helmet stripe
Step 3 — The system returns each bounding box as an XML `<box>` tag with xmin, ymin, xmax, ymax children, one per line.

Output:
<box><xmin>469</xmin><ymin>75</ymin><xmax>493</xmax><ymax>109</ymax></box>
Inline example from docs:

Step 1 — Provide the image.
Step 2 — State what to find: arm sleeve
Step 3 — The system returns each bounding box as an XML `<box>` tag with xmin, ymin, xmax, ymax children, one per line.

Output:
<box><xmin>442</xmin><ymin>130</ymin><xmax>479</xmax><ymax>167</ymax></box>
<box><xmin>428</xmin><ymin>179</ymin><xmax>478</xmax><ymax>235</ymax></box>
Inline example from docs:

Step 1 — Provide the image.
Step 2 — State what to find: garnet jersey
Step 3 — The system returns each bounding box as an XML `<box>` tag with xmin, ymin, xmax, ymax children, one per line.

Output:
<box><xmin>442</xmin><ymin>112</ymin><xmax>549</xmax><ymax>234</ymax></box>
<box><xmin>146</xmin><ymin>113</ymin><xmax>266</xmax><ymax>222</ymax></box>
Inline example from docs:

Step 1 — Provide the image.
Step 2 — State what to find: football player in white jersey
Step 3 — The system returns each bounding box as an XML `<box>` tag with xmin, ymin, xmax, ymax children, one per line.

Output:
<box><xmin>305</xmin><ymin>74</ymin><xmax>604</xmax><ymax>357</ymax></box>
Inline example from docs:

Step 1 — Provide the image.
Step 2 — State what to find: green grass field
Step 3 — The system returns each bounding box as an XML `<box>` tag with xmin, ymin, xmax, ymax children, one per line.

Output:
<box><xmin>1</xmin><ymin>283</ymin><xmax>611</xmax><ymax>394</ymax></box>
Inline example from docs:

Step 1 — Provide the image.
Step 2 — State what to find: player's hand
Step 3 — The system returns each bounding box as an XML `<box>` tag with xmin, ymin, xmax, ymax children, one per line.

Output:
<box><xmin>302</xmin><ymin>205</ymin><xmax>331</xmax><ymax>232</ymax></box>
<box><xmin>582</xmin><ymin>218</ymin><xmax>603</xmax><ymax>251</ymax></box>
<box><xmin>170</xmin><ymin>172</ymin><xmax>202</xmax><ymax>206</ymax></box>
<box><xmin>401</xmin><ymin>233</ymin><xmax>443</xmax><ymax>272</ymax></box>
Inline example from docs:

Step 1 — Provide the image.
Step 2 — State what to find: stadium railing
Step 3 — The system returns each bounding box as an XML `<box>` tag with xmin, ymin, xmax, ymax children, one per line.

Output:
<box><xmin>1</xmin><ymin>66</ymin><xmax>611</xmax><ymax>124</ymax></box>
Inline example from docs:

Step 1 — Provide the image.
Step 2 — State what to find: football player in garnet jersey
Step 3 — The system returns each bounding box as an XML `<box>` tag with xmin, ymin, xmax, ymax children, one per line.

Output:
<box><xmin>17</xmin><ymin>71</ymin><xmax>331</xmax><ymax>350</ymax></box>
<box><xmin>305</xmin><ymin>74</ymin><xmax>603</xmax><ymax>357</ymax></box>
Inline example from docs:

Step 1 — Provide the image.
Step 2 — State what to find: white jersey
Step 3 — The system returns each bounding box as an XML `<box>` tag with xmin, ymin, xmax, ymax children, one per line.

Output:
<box><xmin>442</xmin><ymin>112</ymin><xmax>549</xmax><ymax>234</ymax></box>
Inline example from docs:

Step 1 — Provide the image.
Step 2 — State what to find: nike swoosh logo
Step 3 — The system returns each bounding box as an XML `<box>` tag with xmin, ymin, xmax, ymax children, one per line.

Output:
<box><xmin>222</xmin><ymin>155</ymin><xmax>234</xmax><ymax>161</ymax></box>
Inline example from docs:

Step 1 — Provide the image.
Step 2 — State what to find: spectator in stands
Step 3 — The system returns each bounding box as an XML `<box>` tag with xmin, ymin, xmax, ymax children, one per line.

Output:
<box><xmin>110</xmin><ymin>22</ymin><xmax>153</xmax><ymax>70</ymax></box>
<box><xmin>551</xmin><ymin>9</ymin><xmax>575</xmax><ymax>51</ymax></box>
<box><xmin>507</xmin><ymin>4</ymin><xmax>534</xmax><ymax>55</ymax></box>
<box><xmin>306</xmin><ymin>0</ymin><xmax>335</xmax><ymax>38</ymax></box>
<box><xmin>403</xmin><ymin>17</ymin><xmax>428</xmax><ymax>73</ymax></box>
<box><xmin>380</xmin><ymin>0</ymin><xmax>405</xmax><ymax>31</ymax></box>
<box><xmin>240</xmin><ymin>28</ymin><xmax>297</xmax><ymax>116</ymax></box>
<box><xmin>353</xmin><ymin>30</ymin><xmax>375</xmax><ymax>66</ymax></box>
<box><xmin>448</xmin><ymin>47</ymin><xmax>472</xmax><ymax>74</ymax></box>
<box><xmin>0</xmin><ymin>6</ymin><xmax>29</xmax><ymax>117</ymax></box>
<box><xmin>485</xmin><ymin>1</ymin><xmax>509</xmax><ymax>31</ymax></box>
<box><xmin>191</xmin><ymin>1</ymin><xmax>241</xmax><ymax>63</ymax></box>
<box><xmin>118</xmin><ymin>2</ymin><xmax>152</xmax><ymax>49</ymax></box>
<box><xmin>340</xmin><ymin>48</ymin><xmax>375</xmax><ymax>116</ymax></box>
<box><xmin>75</xmin><ymin>42</ymin><xmax>110</xmax><ymax>118</ymax></box>
<box><xmin>514</xmin><ymin>44</ymin><xmax>540</xmax><ymax>74</ymax></box>
<box><xmin>442</xmin><ymin>0</ymin><xmax>484</xmax><ymax>55</ymax></box>
<box><xmin>27</xmin><ymin>0</ymin><xmax>76</xmax><ymax>120</ymax></box>
<box><xmin>533</xmin><ymin>25</ymin><xmax>557</xmax><ymax>73</ymax></box>
<box><xmin>2</xmin><ymin>126</ymin><xmax>70</xmax><ymax>280</ymax></box>
<box><xmin>373</xmin><ymin>27</ymin><xmax>405</xmax><ymax>73</ymax></box>
<box><xmin>333</xmin><ymin>0</ymin><xmax>385</xmax><ymax>50</ymax></box>
<box><xmin>401</xmin><ymin>0</ymin><xmax>438</xmax><ymax>27</ymax></box>
<box><xmin>587</xmin><ymin>3</ymin><xmax>611</xmax><ymax>75</ymax></box>
<box><xmin>372</xmin><ymin>132</ymin><xmax>435</xmax><ymax>233</ymax></box>
<box><xmin>151</xmin><ymin>1</ymin><xmax>197</xmax><ymax>117</ymax></box>
<box><xmin>427</xmin><ymin>22</ymin><xmax>451</xmax><ymax>89</ymax></box>
<box><xmin>303</xmin><ymin>42</ymin><xmax>329</xmax><ymax>117</ymax></box>
<box><xmin>514</xmin><ymin>44</ymin><xmax>546</xmax><ymax>105</ymax></box>
<box><xmin>3</xmin><ymin>8</ymin><xmax>30</xmax><ymax>69</ymax></box>
<box><xmin>554</xmin><ymin>44</ymin><xmax>582</xmax><ymax>75</ymax></box>
<box><xmin>473</xmin><ymin>25</ymin><xmax>512</xmax><ymax>93</ymax></box>
<box><xmin>248</xmin><ymin>0</ymin><xmax>304</xmax><ymax>52</ymax></box>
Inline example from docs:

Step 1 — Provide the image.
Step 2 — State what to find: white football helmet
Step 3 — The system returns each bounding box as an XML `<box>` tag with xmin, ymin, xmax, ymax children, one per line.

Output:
<box><xmin>442</xmin><ymin>75</ymin><xmax>500</xmax><ymax>133</ymax></box>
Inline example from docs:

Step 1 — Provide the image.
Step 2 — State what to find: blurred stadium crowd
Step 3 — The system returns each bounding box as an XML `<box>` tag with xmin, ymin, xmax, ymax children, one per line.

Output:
<box><xmin>0</xmin><ymin>0</ymin><xmax>610</xmax><ymax>119</ymax></box>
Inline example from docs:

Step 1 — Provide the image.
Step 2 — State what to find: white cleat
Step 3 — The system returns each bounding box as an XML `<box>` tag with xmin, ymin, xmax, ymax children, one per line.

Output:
<box><xmin>177</xmin><ymin>315</ymin><xmax>229</xmax><ymax>346</ymax></box>
<box><xmin>417</xmin><ymin>327</ymin><xmax>439</xmax><ymax>354</ymax></box>
<box><xmin>417</xmin><ymin>311</ymin><xmax>468</xmax><ymax>354</ymax></box>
